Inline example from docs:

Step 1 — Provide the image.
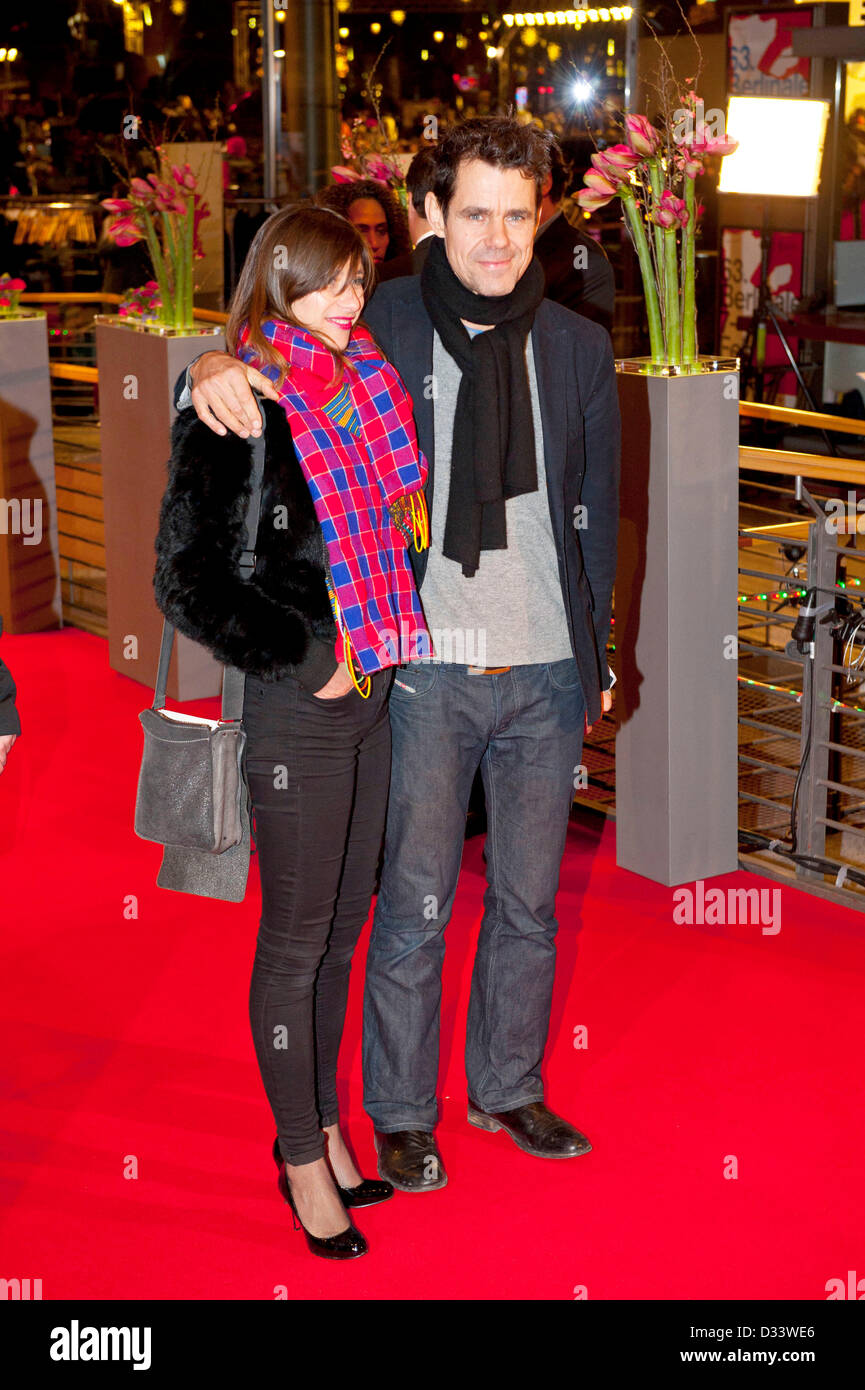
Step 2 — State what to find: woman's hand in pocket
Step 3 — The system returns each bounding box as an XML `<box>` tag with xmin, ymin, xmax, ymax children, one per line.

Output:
<box><xmin>313</xmin><ymin>661</ymin><xmax>354</xmax><ymax>699</ymax></box>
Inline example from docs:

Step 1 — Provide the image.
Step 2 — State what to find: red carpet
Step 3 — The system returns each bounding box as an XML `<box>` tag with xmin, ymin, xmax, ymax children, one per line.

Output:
<box><xmin>1</xmin><ymin>628</ymin><xmax>863</xmax><ymax>1300</ymax></box>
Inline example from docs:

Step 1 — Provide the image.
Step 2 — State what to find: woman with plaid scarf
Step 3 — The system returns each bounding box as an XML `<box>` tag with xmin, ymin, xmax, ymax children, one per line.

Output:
<box><xmin>155</xmin><ymin>206</ymin><xmax>430</xmax><ymax>1261</ymax></box>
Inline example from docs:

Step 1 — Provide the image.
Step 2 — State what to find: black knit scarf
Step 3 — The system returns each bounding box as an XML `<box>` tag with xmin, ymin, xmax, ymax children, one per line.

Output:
<box><xmin>419</xmin><ymin>232</ymin><xmax>546</xmax><ymax>577</ymax></box>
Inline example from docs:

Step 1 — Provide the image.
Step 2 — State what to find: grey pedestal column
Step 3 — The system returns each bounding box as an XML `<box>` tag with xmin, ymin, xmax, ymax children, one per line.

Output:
<box><xmin>0</xmin><ymin>313</ymin><xmax>61</xmax><ymax>633</ymax></box>
<box><xmin>614</xmin><ymin>365</ymin><xmax>740</xmax><ymax>886</ymax></box>
<box><xmin>96</xmin><ymin>321</ymin><xmax>225</xmax><ymax>701</ymax></box>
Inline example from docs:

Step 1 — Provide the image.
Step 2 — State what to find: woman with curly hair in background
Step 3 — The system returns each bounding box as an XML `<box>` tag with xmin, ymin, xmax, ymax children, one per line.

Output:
<box><xmin>316</xmin><ymin>178</ymin><xmax>410</xmax><ymax>269</ymax></box>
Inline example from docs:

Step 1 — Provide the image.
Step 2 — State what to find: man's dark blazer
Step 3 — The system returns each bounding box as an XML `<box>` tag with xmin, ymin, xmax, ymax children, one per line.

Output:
<box><xmin>361</xmin><ymin>274</ymin><xmax>620</xmax><ymax>726</ymax></box>
<box><xmin>0</xmin><ymin>616</ymin><xmax>20</xmax><ymax>737</ymax></box>
<box><xmin>376</xmin><ymin>234</ymin><xmax>433</xmax><ymax>283</ymax></box>
<box><xmin>534</xmin><ymin>210</ymin><xmax>615</xmax><ymax>334</ymax></box>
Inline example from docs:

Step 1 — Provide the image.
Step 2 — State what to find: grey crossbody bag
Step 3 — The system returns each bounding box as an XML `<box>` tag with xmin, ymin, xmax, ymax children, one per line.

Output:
<box><xmin>133</xmin><ymin>422</ymin><xmax>265</xmax><ymax>901</ymax></box>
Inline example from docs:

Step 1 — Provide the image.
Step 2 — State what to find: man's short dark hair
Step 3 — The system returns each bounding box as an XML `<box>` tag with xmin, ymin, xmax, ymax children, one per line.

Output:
<box><xmin>405</xmin><ymin>144</ymin><xmax>438</xmax><ymax>217</ymax></box>
<box><xmin>428</xmin><ymin>117</ymin><xmax>554</xmax><ymax>219</ymax></box>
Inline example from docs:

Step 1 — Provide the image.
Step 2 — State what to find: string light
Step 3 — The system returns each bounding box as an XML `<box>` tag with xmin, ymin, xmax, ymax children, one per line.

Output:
<box><xmin>504</xmin><ymin>7</ymin><xmax>631</xmax><ymax>21</ymax></box>
<box><xmin>738</xmin><ymin>675</ymin><xmax>865</xmax><ymax>720</ymax></box>
<box><xmin>739</xmin><ymin>676</ymin><xmax>803</xmax><ymax>704</ymax></box>
<box><xmin>737</xmin><ymin>579</ymin><xmax>865</xmax><ymax>603</ymax></box>
<box><xmin>738</xmin><ymin>588</ymin><xmax>808</xmax><ymax>604</ymax></box>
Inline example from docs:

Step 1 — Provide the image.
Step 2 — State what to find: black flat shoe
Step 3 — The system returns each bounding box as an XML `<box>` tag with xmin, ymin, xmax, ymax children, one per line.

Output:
<box><xmin>466</xmin><ymin>1100</ymin><xmax>592</xmax><ymax>1159</ymax></box>
<box><xmin>272</xmin><ymin>1136</ymin><xmax>394</xmax><ymax>1208</ymax></box>
<box><xmin>276</xmin><ymin>1164</ymin><xmax>367</xmax><ymax>1261</ymax></box>
<box><xmin>373</xmin><ymin>1129</ymin><xmax>447</xmax><ymax>1192</ymax></box>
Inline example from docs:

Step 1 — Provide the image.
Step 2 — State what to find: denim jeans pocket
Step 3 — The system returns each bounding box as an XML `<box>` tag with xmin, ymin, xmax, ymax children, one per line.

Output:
<box><xmin>547</xmin><ymin>657</ymin><xmax>582</xmax><ymax>692</ymax></box>
<box><xmin>390</xmin><ymin>661</ymin><xmax>440</xmax><ymax>698</ymax></box>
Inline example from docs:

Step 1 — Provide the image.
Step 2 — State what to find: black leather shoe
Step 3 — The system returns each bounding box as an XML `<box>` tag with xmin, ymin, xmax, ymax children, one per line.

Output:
<box><xmin>466</xmin><ymin>1100</ymin><xmax>592</xmax><ymax>1158</ymax></box>
<box><xmin>374</xmin><ymin>1129</ymin><xmax>448</xmax><ymax>1192</ymax></box>
<box><xmin>272</xmin><ymin>1136</ymin><xmax>394</xmax><ymax>1208</ymax></box>
<box><xmin>276</xmin><ymin>1163</ymin><xmax>367</xmax><ymax>1260</ymax></box>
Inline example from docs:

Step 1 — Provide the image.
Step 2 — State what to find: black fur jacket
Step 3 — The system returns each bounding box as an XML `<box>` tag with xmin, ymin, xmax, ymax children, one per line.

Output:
<box><xmin>153</xmin><ymin>397</ymin><xmax>339</xmax><ymax>691</ymax></box>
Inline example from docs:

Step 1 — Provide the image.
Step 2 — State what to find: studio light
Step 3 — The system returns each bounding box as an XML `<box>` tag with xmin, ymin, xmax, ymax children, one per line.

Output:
<box><xmin>718</xmin><ymin>96</ymin><xmax>831</xmax><ymax>405</ymax></box>
<box><xmin>719</xmin><ymin>96</ymin><xmax>830</xmax><ymax>200</ymax></box>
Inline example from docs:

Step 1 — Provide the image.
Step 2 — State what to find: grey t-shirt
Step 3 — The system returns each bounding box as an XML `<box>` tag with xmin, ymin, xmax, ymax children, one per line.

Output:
<box><xmin>417</xmin><ymin>328</ymin><xmax>572</xmax><ymax>668</ymax></box>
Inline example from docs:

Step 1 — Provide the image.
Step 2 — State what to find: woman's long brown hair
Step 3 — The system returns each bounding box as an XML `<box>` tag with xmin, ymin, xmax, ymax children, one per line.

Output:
<box><xmin>225</xmin><ymin>204</ymin><xmax>376</xmax><ymax>391</ymax></box>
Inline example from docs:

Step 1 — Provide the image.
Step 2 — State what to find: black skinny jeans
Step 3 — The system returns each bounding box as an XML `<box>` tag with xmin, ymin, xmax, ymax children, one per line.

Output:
<box><xmin>242</xmin><ymin>666</ymin><xmax>392</xmax><ymax>1166</ymax></box>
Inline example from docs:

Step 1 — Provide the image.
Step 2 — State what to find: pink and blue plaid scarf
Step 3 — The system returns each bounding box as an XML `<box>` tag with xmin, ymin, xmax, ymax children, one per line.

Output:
<box><xmin>236</xmin><ymin>317</ymin><xmax>430</xmax><ymax>677</ymax></box>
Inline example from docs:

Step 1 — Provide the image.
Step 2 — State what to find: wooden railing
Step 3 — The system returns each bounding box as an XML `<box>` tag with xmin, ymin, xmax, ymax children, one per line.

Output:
<box><xmin>739</xmin><ymin>447</ymin><xmax>865</xmax><ymax>486</ymax></box>
<box><xmin>739</xmin><ymin>400</ymin><xmax>865</xmax><ymax>439</ymax></box>
<box><xmin>738</xmin><ymin>404</ymin><xmax>865</xmax><ymax>485</ymax></box>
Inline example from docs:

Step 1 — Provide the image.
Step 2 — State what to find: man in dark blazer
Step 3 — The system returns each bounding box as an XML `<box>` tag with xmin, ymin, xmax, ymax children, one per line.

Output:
<box><xmin>376</xmin><ymin>145</ymin><xmax>437</xmax><ymax>283</ymax></box>
<box><xmin>0</xmin><ymin>615</ymin><xmax>20</xmax><ymax>773</ymax></box>
<box><xmin>175</xmin><ymin>117</ymin><xmax>620</xmax><ymax>1194</ymax></box>
<box><xmin>534</xmin><ymin>140</ymin><xmax>615</xmax><ymax>332</ymax></box>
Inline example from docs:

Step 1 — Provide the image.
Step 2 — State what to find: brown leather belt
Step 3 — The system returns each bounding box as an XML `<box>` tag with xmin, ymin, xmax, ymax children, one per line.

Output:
<box><xmin>467</xmin><ymin>665</ymin><xmax>511</xmax><ymax>675</ymax></box>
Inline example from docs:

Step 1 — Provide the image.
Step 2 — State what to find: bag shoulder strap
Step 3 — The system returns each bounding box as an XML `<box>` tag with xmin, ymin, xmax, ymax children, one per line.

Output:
<box><xmin>153</xmin><ymin>394</ymin><xmax>269</xmax><ymax>720</ymax></box>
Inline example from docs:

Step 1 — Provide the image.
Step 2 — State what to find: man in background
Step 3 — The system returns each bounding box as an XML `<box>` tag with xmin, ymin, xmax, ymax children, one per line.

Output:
<box><xmin>377</xmin><ymin>145</ymin><xmax>438</xmax><ymax>282</ymax></box>
<box><xmin>534</xmin><ymin>141</ymin><xmax>615</xmax><ymax>333</ymax></box>
<box><xmin>0</xmin><ymin>615</ymin><xmax>20</xmax><ymax>773</ymax></box>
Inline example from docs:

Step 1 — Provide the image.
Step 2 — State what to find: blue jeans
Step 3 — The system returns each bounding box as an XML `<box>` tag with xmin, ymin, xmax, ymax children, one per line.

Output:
<box><xmin>362</xmin><ymin>657</ymin><xmax>586</xmax><ymax>1131</ymax></box>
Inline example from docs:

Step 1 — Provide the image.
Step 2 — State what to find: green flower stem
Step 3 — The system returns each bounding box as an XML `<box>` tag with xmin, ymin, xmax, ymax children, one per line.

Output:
<box><xmin>682</xmin><ymin>176</ymin><xmax>697</xmax><ymax>364</ymax></box>
<box><xmin>161</xmin><ymin>209</ymin><xmax>181</xmax><ymax>329</ymax></box>
<box><xmin>646</xmin><ymin>159</ymin><xmax>666</xmax><ymax>307</ymax></box>
<box><xmin>142</xmin><ymin>211</ymin><xmax>173</xmax><ymax>328</ymax></box>
<box><xmin>664</xmin><ymin>225</ymin><xmax>681</xmax><ymax>366</ymax></box>
<box><xmin>620</xmin><ymin>189</ymin><xmax>664</xmax><ymax>364</ymax></box>
<box><xmin>184</xmin><ymin>195</ymin><xmax>195</xmax><ymax>327</ymax></box>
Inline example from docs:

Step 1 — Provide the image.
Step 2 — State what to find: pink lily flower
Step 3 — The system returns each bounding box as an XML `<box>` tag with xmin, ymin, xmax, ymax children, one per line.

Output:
<box><xmin>653</xmin><ymin>190</ymin><xmax>689</xmax><ymax>229</ymax></box>
<box><xmin>584</xmin><ymin>170</ymin><xmax>619</xmax><ymax>197</ymax></box>
<box><xmin>105</xmin><ymin>215</ymin><xmax>145</xmax><ymax>246</ymax></box>
<box><xmin>171</xmin><ymin>163</ymin><xmax>197</xmax><ymax>191</ymax></box>
<box><xmin>684</xmin><ymin>121</ymin><xmax>739</xmax><ymax>158</ymax></box>
<box><xmin>366</xmin><ymin>155</ymin><xmax>400</xmax><ymax>185</ymax></box>
<box><xmin>625</xmin><ymin>114</ymin><xmax>662</xmax><ymax>158</ymax></box>
<box><xmin>130</xmin><ymin>177</ymin><xmax>156</xmax><ymax>203</ymax></box>
<box><xmin>101</xmin><ymin>197</ymin><xmax>134</xmax><ymax>215</ymax></box>
<box><xmin>330</xmin><ymin>165</ymin><xmax>362</xmax><ymax>183</ymax></box>
<box><xmin>677</xmin><ymin>152</ymin><xmax>704</xmax><ymax>180</ymax></box>
<box><xmin>591</xmin><ymin>144</ymin><xmax>643</xmax><ymax>183</ymax></box>
<box><xmin>577</xmin><ymin>187</ymin><xmax>617</xmax><ymax>212</ymax></box>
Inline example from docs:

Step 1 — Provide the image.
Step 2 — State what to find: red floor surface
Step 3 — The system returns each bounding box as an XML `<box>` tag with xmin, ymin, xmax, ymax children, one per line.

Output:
<box><xmin>1</xmin><ymin>628</ymin><xmax>863</xmax><ymax>1301</ymax></box>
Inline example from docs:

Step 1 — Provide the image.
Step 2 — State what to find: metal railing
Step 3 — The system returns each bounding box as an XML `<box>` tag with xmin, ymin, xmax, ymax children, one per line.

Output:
<box><xmin>737</xmin><ymin>419</ymin><xmax>865</xmax><ymax>908</ymax></box>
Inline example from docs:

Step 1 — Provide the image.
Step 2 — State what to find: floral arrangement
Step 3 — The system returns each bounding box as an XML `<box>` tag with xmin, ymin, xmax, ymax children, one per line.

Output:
<box><xmin>332</xmin><ymin>131</ymin><xmax>408</xmax><ymax>213</ymax></box>
<box><xmin>117</xmin><ymin>280</ymin><xmax>162</xmax><ymax>324</ymax></box>
<box><xmin>331</xmin><ymin>44</ymin><xmax>409</xmax><ymax>213</ymax></box>
<box><xmin>578</xmin><ymin>86</ymin><xmax>738</xmax><ymax>369</ymax></box>
<box><xmin>101</xmin><ymin>163</ymin><xmax>209</xmax><ymax>331</ymax></box>
<box><xmin>0</xmin><ymin>273</ymin><xmax>26</xmax><ymax>316</ymax></box>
